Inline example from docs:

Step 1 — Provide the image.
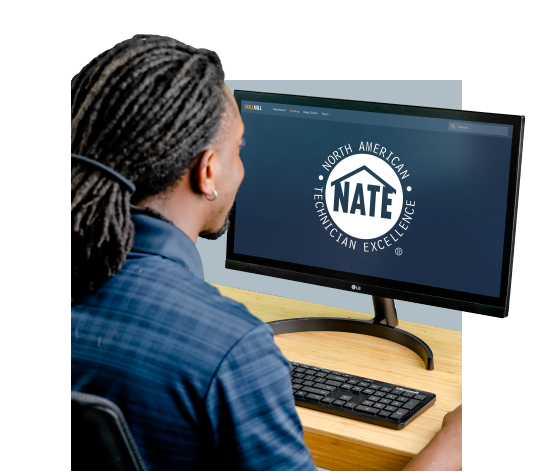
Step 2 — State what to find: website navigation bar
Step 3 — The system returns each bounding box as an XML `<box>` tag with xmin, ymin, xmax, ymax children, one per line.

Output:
<box><xmin>241</xmin><ymin>101</ymin><xmax>512</xmax><ymax>138</ymax></box>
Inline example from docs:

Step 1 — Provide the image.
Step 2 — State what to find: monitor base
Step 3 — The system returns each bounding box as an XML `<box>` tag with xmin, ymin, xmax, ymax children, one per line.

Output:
<box><xmin>268</xmin><ymin>297</ymin><xmax>434</xmax><ymax>371</ymax></box>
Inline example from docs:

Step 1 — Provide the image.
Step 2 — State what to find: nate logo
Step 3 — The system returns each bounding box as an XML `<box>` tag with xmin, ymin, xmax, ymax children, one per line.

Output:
<box><xmin>244</xmin><ymin>103</ymin><xmax>262</xmax><ymax>111</ymax></box>
<box><xmin>325</xmin><ymin>153</ymin><xmax>404</xmax><ymax>240</ymax></box>
<box><xmin>331</xmin><ymin>166</ymin><xmax>396</xmax><ymax>219</ymax></box>
<box><xmin>314</xmin><ymin>143</ymin><xmax>416</xmax><ymax>253</ymax></box>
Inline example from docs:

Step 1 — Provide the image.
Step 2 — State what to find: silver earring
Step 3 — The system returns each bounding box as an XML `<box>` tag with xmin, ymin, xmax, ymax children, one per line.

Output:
<box><xmin>205</xmin><ymin>189</ymin><xmax>217</xmax><ymax>201</ymax></box>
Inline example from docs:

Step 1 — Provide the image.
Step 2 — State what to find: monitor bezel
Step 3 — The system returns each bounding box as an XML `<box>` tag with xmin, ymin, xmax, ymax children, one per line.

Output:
<box><xmin>226</xmin><ymin>90</ymin><xmax>525</xmax><ymax>318</ymax></box>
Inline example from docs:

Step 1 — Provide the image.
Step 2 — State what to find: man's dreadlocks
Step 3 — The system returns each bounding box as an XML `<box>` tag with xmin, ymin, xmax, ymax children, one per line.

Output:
<box><xmin>71</xmin><ymin>34</ymin><xmax>228</xmax><ymax>302</ymax></box>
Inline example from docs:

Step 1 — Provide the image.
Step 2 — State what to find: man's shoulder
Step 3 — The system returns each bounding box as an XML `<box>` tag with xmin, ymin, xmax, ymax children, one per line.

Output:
<box><xmin>128</xmin><ymin>253</ymin><xmax>264</xmax><ymax>330</ymax></box>
<box><xmin>72</xmin><ymin>253</ymin><xmax>268</xmax><ymax>364</ymax></box>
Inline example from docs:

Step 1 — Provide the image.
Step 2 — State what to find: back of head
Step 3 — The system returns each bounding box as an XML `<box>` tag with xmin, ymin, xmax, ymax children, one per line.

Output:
<box><xmin>71</xmin><ymin>34</ymin><xmax>227</xmax><ymax>302</ymax></box>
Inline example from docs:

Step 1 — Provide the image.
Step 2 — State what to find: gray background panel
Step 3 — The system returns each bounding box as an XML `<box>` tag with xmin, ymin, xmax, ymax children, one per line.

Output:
<box><xmin>197</xmin><ymin>80</ymin><xmax>462</xmax><ymax>331</ymax></box>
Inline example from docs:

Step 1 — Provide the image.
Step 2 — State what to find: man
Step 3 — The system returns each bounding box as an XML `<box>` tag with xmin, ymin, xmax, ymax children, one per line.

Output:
<box><xmin>71</xmin><ymin>34</ymin><xmax>461</xmax><ymax>470</ymax></box>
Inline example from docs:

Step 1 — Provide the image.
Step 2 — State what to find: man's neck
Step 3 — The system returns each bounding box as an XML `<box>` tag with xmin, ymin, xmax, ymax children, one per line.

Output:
<box><xmin>135</xmin><ymin>193</ymin><xmax>205</xmax><ymax>244</ymax></box>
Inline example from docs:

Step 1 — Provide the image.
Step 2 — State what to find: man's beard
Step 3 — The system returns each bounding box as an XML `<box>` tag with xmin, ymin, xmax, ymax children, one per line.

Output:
<box><xmin>199</xmin><ymin>210</ymin><xmax>231</xmax><ymax>240</ymax></box>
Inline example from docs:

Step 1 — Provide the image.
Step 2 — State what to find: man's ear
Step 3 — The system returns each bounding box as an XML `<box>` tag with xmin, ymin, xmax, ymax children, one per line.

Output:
<box><xmin>191</xmin><ymin>149</ymin><xmax>217</xmax><ymax>197</ymax></box>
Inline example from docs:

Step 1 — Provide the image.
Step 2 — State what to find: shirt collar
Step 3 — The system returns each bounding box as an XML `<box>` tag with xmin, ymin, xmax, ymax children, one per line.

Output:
<box><xmin>130</xmin><ymin>213</ymin><xmax>204</xmax><ymax>280</ymax></box>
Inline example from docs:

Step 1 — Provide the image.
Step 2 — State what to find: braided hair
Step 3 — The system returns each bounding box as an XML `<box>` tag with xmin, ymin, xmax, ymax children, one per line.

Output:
<box><xmin>71</xmin><ymin>34</ymin><xmax>229</xmax><ymax>302</ymax></box>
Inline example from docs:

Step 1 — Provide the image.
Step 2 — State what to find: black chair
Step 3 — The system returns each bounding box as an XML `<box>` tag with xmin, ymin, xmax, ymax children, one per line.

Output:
<box><xmin>71</xmin><ymin>391</ymin><xmax>146</xmax><ymax>471</ymax></box>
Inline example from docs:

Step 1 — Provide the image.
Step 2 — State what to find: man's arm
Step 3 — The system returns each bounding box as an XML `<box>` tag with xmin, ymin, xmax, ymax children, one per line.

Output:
<box><xmin>204</xmin><ymin>323</ymin><xmax>316</xmax><ymax>471</ymax></box>
<box><xmin>403</xmin><ymin>404</ymin><xmax>462</xmax><ymax>471</ymax></box>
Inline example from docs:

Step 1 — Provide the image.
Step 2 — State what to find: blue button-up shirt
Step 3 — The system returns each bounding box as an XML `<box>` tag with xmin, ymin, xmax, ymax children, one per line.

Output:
<box><xmin>71</xmin><ymin>214</ymin><xmax>315</xmax><ymax>471</ymax></box>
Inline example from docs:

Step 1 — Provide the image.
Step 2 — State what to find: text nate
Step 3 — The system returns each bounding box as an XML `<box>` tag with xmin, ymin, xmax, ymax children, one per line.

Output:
<box><xmin>331</xmin><ymin>165</ymin><xmax>396</xmax><ymax>220</ymax></box>
<box><xmin>333</xmin><ymin>180</ymin><xmax>394</xmax><ymax>219</ymax></box>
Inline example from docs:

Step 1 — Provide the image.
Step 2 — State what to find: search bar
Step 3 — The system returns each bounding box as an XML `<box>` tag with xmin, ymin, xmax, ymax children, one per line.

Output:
<box><xmin>449</xmin><ymin>121</ymin><xmax>509</xmax><ymax>137</ymax></box>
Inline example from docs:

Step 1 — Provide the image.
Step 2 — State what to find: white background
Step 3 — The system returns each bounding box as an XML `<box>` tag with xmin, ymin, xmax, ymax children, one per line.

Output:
<box><xmin>2</xmin><ymin>1</ymin><xmax>533</xmax><ymax>470</ymax></box>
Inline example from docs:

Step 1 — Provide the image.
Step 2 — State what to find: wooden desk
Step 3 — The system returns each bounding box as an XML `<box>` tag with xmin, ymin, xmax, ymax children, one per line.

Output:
<box><xmin>214</xmin><ymin>285</ymin><xmax>462</xmax><ymax>471</ymax></box>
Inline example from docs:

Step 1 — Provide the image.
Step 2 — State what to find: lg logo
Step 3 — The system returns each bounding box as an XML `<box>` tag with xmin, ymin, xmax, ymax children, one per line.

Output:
<box><xmin>351</xmin><ymin>285</ymin><xmax>361</xmax><ymax>291</ymax></box>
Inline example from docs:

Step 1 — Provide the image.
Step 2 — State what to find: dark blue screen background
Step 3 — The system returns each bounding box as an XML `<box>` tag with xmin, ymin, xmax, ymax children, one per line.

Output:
<box><xmin>233</xmin><ymin>113</ymin><xmax>513</xmax><ymax>298</ymax></box>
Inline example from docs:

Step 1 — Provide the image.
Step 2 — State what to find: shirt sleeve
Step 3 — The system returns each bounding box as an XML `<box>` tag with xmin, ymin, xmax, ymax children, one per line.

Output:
<box><xmin>204</xmin><ymin>323</ymin><xmax>316</xmax><ymax>471</ymax></box>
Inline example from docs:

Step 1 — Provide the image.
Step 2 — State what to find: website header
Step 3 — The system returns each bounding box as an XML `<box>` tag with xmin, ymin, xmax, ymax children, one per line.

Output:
<box><xmin>241</xmin><ymin>101</ymin><xmax>512</xmax><ymax>138</ymax></box>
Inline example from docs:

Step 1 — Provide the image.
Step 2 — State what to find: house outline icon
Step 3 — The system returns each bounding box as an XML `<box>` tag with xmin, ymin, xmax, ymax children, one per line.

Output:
<box><xmin>330</xmin><ymin>165</ymin><xmax>396</xmax><ymax>194</ymax></box>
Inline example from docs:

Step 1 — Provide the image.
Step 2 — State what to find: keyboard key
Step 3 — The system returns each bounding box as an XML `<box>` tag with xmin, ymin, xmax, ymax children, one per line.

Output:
<box><xmin>302</xmin><ymin>386</ymin><xmax>332</xmax><ymax>396</ymax></box>
<box><xmin>368</xmin><ymin>396</ymin><xmax>380</xmax><ymax>402</ymax></box>
<box><xmin>363</xmin><ymin>389</ymin><xmax>375</xmax><ymax>395</ymax></box>
<box><xmin>362</xmin><ymin>400</ymin><xmax>375</xmax><ymax>406</ymax></box>
<box><xmin>292</xmin><ymin>383</ymin><xmax>302</xmax><ymax>389</ymax></box>
<box><xmin>391</xmin><ymin>401</ymin><xmax>403</xmax><ymax>407</ymax></box>
<box><xmin>379</xmin><ymin>399</ymin><xmax>392</xmax><ymax>405</ymax></box>
<box><xmin>339</xmin><ymin>395</ymin><xmax>353</xmax><ymax>401</ymax></box>
<box><xmin>306</xmin><ymin>393</ymin><xmax>324</xmax><ymax>401</ymax></box>
<box><xmin>341</xmin><ymin>384</ymin><xmax>353</xmax><ymax>389</ymax></box>
<box><xmin>326</xmin><ymin>374</ymin><xmax>347</xmax><ymax>382</ymax></box>
<box><xmin>397</xmin><ymin>396</ymin><xmax>409</xmax><ymax>403</ymax></box>
<box><xmin>295</xmin><ymin>391</ymin><xmax>307</xmax><ymax>397</ymax></box>
<box><xmin>403</xmin><ymin>400</ymin><xmax>421</xmax><ymax>410</ymax></box>
<box><xmin>320</xmin><ymin>369</ymin><xmax>330</xmax><ymax>374</ymax></box>
<box><xmin>392</xmin><ymin>388</ymin><xmax>404</xmax><ymax>396</ymax></box>
<box><xmin>385</xmin><ymin>406</ymin><xmax>398</xmax><ymax>412</ymax></box>
<box><xmin>385</xmin><ymin>394</ymin><xmax>398</xmax><ymax>400</ymax></box>
<box><xmin>293</xmin><ymin>373</ymin><xmax>305</xmax><ymax>379</ymax></box>
<box><xmin>347</xmin><ymin>379</ymin><xmax>358</xmax><ymax>385</ymax></box>
<box><xmin>351</xmin><ymin>386</ymin><xmax>364</xmax><ymax>393</ymax></box>
<box><xmin>315</xmin><ymin>383</ymin><xmax>335</xmax><ymax>391</ymax></box>
<box><xmin>303</xmin><ymin>381</ymin><xmax>314</xmax><ymax>386</ymax></box>
<box><xmin>305</xmin><ymin>369</ymin><xmax>317</xmax><ymax>375</ymax></box>
<box><xmin>321</xmin><ymin>397</ymin><xmax>335</xmax><ymax>403</ymax></box>
<box><xmin>325</xmin><ymin>380</ymin><xmax>342</xmax><ymax>387</ymax></box>
<box><xmin>309</xmin><ymin>367</ymin><xmax>320</xmax><ymax>371</ymax></box>
<box><xmin>390</xmin><ymin>408</ymin><xmax>409</xmax><ymax>420</ymax></box>
<box><xmin>379</xmin><ymin>411</ymin><xmax>392</xmax><ymax>417</ymax></box>
<box><xmin>333</xmin><ymin>400</ymin><xmax>346</xmax><ymax>406</ymax></box>
<box><xmin>333</xmin><ymin>372</ymin><xmax>349</xmax><ymax>377</ymax></box>
<box><xmin>315</xmin><ymin>378</ymin><xmax>326</xmax><ymax>384</ymax></box>
<box><xmin>358</xmin><ymin>382</ymin><xmax>370</xmax><ymax>387</ymax></box>
<box><xmin>356</xmin><ymin>405</ymin><xmax>379</xmax><ymax>414</ymax></box>
<box><xmin>380</xmin><ymin>387</ymin><xmax>392</xmax><ymax>393</ymax></box>
<box><xmin>374</xmin><ymin>391</ymin><xmax>386</xmax><ymax>398</ymax></box>
<box><xmin>370</xmin><ymin>384</ymin><xmax>382</xmax><ymax>390</ymax></box>
<box><xmin>373</xmin><ymin>403</ymin><xmax>385</xmax><ymax>409</ymax></box>
<box><xmin>414</xmin><ymin>394</ymin><xmax>426</xmax><ymax>401</ymax></box>
<box><xmin>292</xmin><ymin>379</ymin><xmax>304</xmax><ymax>384</ymax></box>
<box><xmin>304</xmin><ymin>375</ymin><xmax>315</xmax><ymax>381</ymax></box>
<box><xmin>315</xmin><ymin>372</ymin><xmax>327</xmax><ymax>378</ymax></box>
<box><xmin>294</xmin><ymin>368</ymin><xmax>306</xmax><ymax>373</ymax></box>
<box><xmin>344</xmin><ymin>402</ymin><xmax>357</xmax><ymax>409</ymax></box>
<box><xmin>403</xmin><ymin>391</ymin><xmax>416</xmax><ymax>398</ymax></box>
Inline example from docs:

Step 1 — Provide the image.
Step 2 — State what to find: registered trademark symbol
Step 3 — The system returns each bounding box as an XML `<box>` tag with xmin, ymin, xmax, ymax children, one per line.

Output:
<box><xmin>395</xmin><ymin>247</ymin><xmax>403</xmax><ymax>256</ymax></box>
<box><xmin>319</xmin><ymin>175</ymin><xmax>324</xmax><ymax>180</ymax></box>
<box><xmin>407</xmin><ymin>186</ymin><xmax>412</xmax><ymax>192</ymax></box>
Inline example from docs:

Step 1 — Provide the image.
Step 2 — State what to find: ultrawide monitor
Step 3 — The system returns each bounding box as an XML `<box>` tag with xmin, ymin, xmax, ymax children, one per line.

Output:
<box><xmin>226</xmin><ymin>90</ymin><xmax>524</xmax><ymax>318</ymax></box>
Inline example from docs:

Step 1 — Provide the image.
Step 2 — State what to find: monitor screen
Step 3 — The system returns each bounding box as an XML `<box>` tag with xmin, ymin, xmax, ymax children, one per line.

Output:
<box><xmin>226</xmin><ymin>91</ymin><xmax>524</xmax><ymax>318</ymax></box>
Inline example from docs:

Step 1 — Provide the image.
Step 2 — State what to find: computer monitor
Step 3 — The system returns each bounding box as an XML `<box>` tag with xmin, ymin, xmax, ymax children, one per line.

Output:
<box><xmin>226</xmin><ymin>90</ymin><xmax>524</xmax><ymax>369</ymax></box>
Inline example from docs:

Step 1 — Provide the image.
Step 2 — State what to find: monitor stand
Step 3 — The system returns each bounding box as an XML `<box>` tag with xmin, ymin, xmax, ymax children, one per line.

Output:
<box><xmin>268</xmin><ymin>296</ymin><xmax>434</xmax><ymax>370</ymax></box>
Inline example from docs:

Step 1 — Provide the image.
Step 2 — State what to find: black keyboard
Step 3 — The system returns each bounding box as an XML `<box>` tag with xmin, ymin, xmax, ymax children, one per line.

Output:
<box><xmin>290</xmin><ymin>361</ymin><xmax>436</xmax><ymax>429</ymax></box>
